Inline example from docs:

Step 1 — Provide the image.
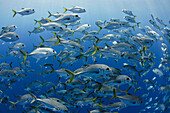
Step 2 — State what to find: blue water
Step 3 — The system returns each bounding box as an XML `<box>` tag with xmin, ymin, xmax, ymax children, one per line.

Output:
<box><xmin>0</xmin><ymin>0</ymin><xmax>170</xmax><ymax>113</ymax></box>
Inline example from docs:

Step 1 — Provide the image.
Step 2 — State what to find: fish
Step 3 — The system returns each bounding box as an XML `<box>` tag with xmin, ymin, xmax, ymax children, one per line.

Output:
<box><xmin>122</xmin><ymin>9</ymin><xmax>136</xmax><ymax>17</ymax></box>
<box><xmin>50</xmin><ymin>13</ymin><xmax>80</xmax><ymax>24</ymax></box>
<box><xmin>0</xmin><ymin>32</ymin><xmax>19</xmax><ymax>43</ymax></box>
<box><xmin>104</xmin><ymin>75</ymin><xmax>132</xmax><ymax>86</ymax></box>
<box><xmin>124</xmin><ymin>16</ymin><xmax>140</xmax><ymax>27</ymax></box>
<box><xmin>155</xmin><ymin>17</ymin><xmax>167</xmax><ymax>26</ymax></box>
<box><xmin>75</xmin><ymin>24</ymin><xmax>91</xmax><ymax>34</ymax></box>
<box><xmin>34</xmin><ymin>17</ymin><xmax>51</xmax><ymax>25</ymax></box>
<box><xmin>152</xmin><ymin>68</ymin><xmax>164</xmax><ymax>77</ymax></box>
<box><xmin>37</xmin><ymin>22</ymin><xmax>63</xmax><ymax>31</ymax></box>
<box><xmin>63</xmin><ymin>6</ymin><xmax>86</xmax><ymax>13</ymax></box>
<box><xmin>95</xmin><ymin>20</ymin><xmax>106</xmax><ymax>25</ymax></box>
<box><xmin>8</xmin><ymin>43</ymin><xmax>26</xmax><ymax>51</ymax></box>
<box><xmin>20</xmin><ymin>47</ymin><xmax>57</xmax><ymax>63</ymax></box>
<box><xmin>9</xmin><ymin>94</ymin><xmax>35</xmax><ymax>110</ymax></box>
<box><xmin>28</xmin><ymin>27</ymin><xmax>45</xmax><ymax>36</ymax></box>
<box><xmin>48</xmin><ymin>11</ymin><xmax>64</xmax><ymax>18</ymax></box>
<box><xmin>110</xmin><ymin>90</ymin><xmax>143</xmax><ymax>106</ymax></box>
<box><xmin>30</xmin><ymin>94</ymin><xmax>68</xmax><ymax>112</ymax></box>
<box><xmin>0</xmin><ymin>25</ymin><xmax>17</xmax><ymax>35</ymax></box>
<box><xmin>12</xmin><ymin>8</ymin><xmax>35</xmax><ymax>17</ymax></box>
<box><xmin>123</xmin><ymin>63</ymin><xmax>143</xmax><ymax>77</ymax></box>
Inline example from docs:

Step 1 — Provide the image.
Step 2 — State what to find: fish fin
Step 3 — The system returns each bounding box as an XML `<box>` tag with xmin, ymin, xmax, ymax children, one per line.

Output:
<box><xmin>9</xmin><ymin>101</ymin><xmax>16</xmax><ymax>110</ymax></box>
<box><xmin>132</xmin><ymin>25</ymin><xmax>136</xmax><ymax>31</ymax></box>
<box><xmin>109</xmin><ymin>89</ymin><xmax>117</xmax><ymax>100</ymax></box>
<box><xmin>91</xmin><ymin>43</ymin><xmax>98</xmax><ymax>56</ymax></box>
<box><xmin>105</xmin><ymin>43</ymin><xmax>111</xmax><ymax>48</ymax></box>
<box><xmin>63</xmin><ymin>7</ymin><xmax>67</xmax><ymax>13</ymax></box>
<box><xmin>46</xmin><ymin>18</ymin><xmax>51</xmax><ymax>22</ymax></box>
<box><xmin>28</xmin><ymin>31</ymin><xmax>31</xmax><ymax>36</ymax></box>
<box><xmin>19</xmin><ymin>50</ymin><xmax>27</xmax><ymax>63</ymax></box>
<box><xmin>12</xmin><ymin>10</ymin><xmax>17</xmax><ymax>17</ymax></box>
<box><xmin>57</xmin><ymin>60</ymin><xmax>62</xmax><ymax>67</ymax></box>
<box><xmin>36</xmin><ymin>58</ymin><xmax>40</xmax><ymax>63</ymax></box>
<box><xmin>137</xmin><ymin>22</ymin><xmax>141</xmax><ymax>27</ymax></box>
<box><xmin>103</xmin><ymin>20</ymin><xmax>106</xmax><ymax>25</ymax></box>
<box><xmin>34</xmin><ymin>19</ymin><xmax>38</xmax><ymax>25</ymax></box>
<box><xmin>124</xmin><ymin>86</ymin><xmax>132</xmax><ymax>94</ymax></box>
<box><xmin>39</xmin><ymin>36</ymin><xmax>44</xmax><ymax>46</ymax></box>
<box><xmin>54</xmin><ymin>37</ymin><xmax>60</xmax><ymax>45</ymax></box>
<box><xmin>94</xmin><ymin>36</ymin><xmax>99</xmax><ymax>43</ymax></box>
<box><xmin>53</xmin><ymin>55</ymin><xmax>56</xmax><ymax>60</ymax></box>
<box><xmin>64</xmin><ymin>69</ymin><xmax>75</xmax><ymax>84</ymax></box>
<box><xmin>48</xmin><ymin>11</ymin><xmax>52</xmax><ymax>18</ymax></box>
<box><xmin>97</xmin><ymin>24</ymin><xmax>102</xmax><ymax>33</ymax></box>
<box><xmin>37</xmin><ymin>22</ymin><xmax>42</xmax><ymax>29</ymax></box>
<box><xmin>134</xmin><ymin>87</ymin><xmax>141</xmax><ymax>93</ymax></box>
<box><xmin>138</xmin><ymin>70</ymin><xmax>143</xmax><ymax>77</ymax></box>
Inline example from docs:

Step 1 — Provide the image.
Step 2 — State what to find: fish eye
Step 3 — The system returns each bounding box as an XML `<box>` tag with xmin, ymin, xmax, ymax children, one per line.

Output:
<box><xmin>106</xmin><ymin>68</ymin><xmax>110</xmax><ymax>70</ymax></box>
<box><xmin>32</xmin><ymin>9</ymin><xmax>34</xmax><ymax>11</ymax></box>
<box><xmin>126</xmin><ymin>77</ymin><xmax>130</xmax><ymax>80</ymax></box>
<box><xmin>53</xmin><ymin>50</ymin><xmax>55</xmax><ymax>52</ymax></box>
<box><xmin>146</xmin><ymin>42</ymin><xmax>149</xmax><ymax>43</ymax></box>
<box><xmin>16</xmin><ymin>35</ymin><xmax>18</xmax><ymax>38</ymax></box>
<box><xmin>22</xmin><ymin>44</ymin><xmax>24</xmax><ymax>46</ymax></box>
<box><xmin>53</xmin><ymin>27</ymin><xmax>56</xmax><ymax>29</ymax></box>
<box><xmin>75</xmin><ymin>15</ymin><xmax>78</xmax><ymax>17</ymax></box>
<box><xmin>141</xmin><ymin>101</ymin><xmax>143</xmax><ymax>103</ymax></box>
<box><xmin>60</xmin><ymin>27</ymin><xmax>63</xmax><ymax>29</ymax></box>
<box><xmin>88</xmin><ymin>24</ymin><xmax>90</xmax><ymax>26</ymax></box>
<box><xmin>132</xmin><ymin>102</ymin><xmax>136</xmax><ymax>104</ymax></box>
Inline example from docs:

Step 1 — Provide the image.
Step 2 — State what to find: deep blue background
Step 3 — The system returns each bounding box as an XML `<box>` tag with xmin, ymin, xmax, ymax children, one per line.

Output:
<box><xmin>0</xmin><ymin>0</ymin><xmax>170</xmax><ymax>113</ymax></box>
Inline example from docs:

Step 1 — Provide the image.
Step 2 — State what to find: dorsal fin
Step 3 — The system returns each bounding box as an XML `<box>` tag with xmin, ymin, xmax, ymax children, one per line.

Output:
<box><xmin>21</xmin><ymin>8</ymin><xmax>25</xmax><ymax>9</ymax></box>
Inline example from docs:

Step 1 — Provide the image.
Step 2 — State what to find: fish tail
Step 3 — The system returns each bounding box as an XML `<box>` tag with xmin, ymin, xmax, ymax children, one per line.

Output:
<box><xmin>48</xmin><ymin>11</ymin><xmax>52</xmax><ymax>18</ymax></box>
<box><xmin>109</xmin><ymin>89</ymin><xmax>117</xmax><ymax>100</ymax></box>
<box><xmin>51</xmin><ymin>31</ymin><xmax>57</xmax><ymax>37</ymax></box>
<box><xmin>103</xmin><ymin>20</ymin><xmax>106</xmax><ymax>25</ymax></box>
<box><xmin>12</xmin><ymin>10</ymin><xmax>16</xmax><ymax>17</ymax></box>
<box><xmin>64</xmin><ymin>69</ymin><xmax>75</xmax><ymax>84</ymax></box>
<box><xmin>132</xmin><ymin>25</ymin><xmax>136</xmax><ymax>31</ymax></box>
<box><xmin>71</xmin><ymin>30</ymin><xmax>74</xmax><ymax>36</ymax></box>
<box><xmin>9</xmin><ymin>101</ymin><xmax>16</xmax><ymax>110</ymax></box>
<box><xmin>63</xmin><ymin>7</ymin><xmax>67</xmax><ymax>13</ymax></box>
<box><xmin>97</xmin><ymin>24</ymin><xmax>102</xmax><ymax>33</ymax></box>
<box><xmin>137</xmin><ymin>22</ymin><xmax>141</xmax><ymax>27</ymax></box>
<box><xmin>134</xmin><ymin>87</ymin><xmax>140</xmax><ymax>93</ymax></box>
<box><xmin>50</xmin><ymin>65</ymin><xmax>55</xmax><ymax>73</ymax></box>
<box><xmin>79</xmin><ymin>52</ymin><xmax>88</xmax><ymax>62</ymax></box>
<box><xmin>63</xmin><ymin>24</ymin><xmax>68</xmax><ymax>28</ymax></box>
<box><xmin>6</xmin><ymin>51</ymin><xmax>9</xmax><ymax>56</ymax></box>
<box><xmin>57</xmin><ymin>60</ymin><xmax>62</xmax><ymax>67</ymax></box>
<box><xmin>91</xmin><ymin>43</ymin><xmax>98</xmax><ymax>56</ymax></box>
<box><xmin>124</xmin><ymin>86</ymin><xmax>132</xmax><ymax>94</ymax></box>
<box><xmin>39</xmin><ymin>36</ymin><xmax>44</xmax><ymax>46</ymax></box>
<box><xmin>138</xmin><ymin>70</ymin><xmax>143</xmax><ymax>77</ymax></box>
<box><xmin>9</xmin><ymin>62</ymin><xmax>12</xmax><ymax>68</ymax></box>
<box><xmin>37</xmin><ymin>21</ymin><xmax>42</xmax><ymax>29</ymax></box>
<box><xmin>8</xmin><ymin>46</ymin><xmax>12</xmax><ymax>52</ymax></box>
<box><xmin>28</xmin><ymin>31</ymin><xmax>31</xmax><ymax>36</ymax></box>
<box><xmin>53</xmin><ymin>55</ymin><xmax>56</xmax><ymax>61</ymax></box>
<box><xmin>54</xmin><ymin>37</ymin><xmax>60</xmax><ymax>45</ymax></box>
<box><xmin>37</xmin><ymin>73</ymin><xmax>41</xmax><ymax>77</ymax></box>
<box><xmin>29</xmin><ymin>92</ymin><xmax>37</xmax><ymax>103</ymax></box>
<box><xmin>94</xmin><ymin>36</ymin><xmax>99</xmax><ymax>43</ymax></box>
<box><xmin>34</xmin><ymin>19</ymin><xmax>38</xmax><ymax>25</ymax></box>
<box><xmin>19</xmin><ymin>50</ymin><xmax>28</xmax><ymax>63</ymax></box>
